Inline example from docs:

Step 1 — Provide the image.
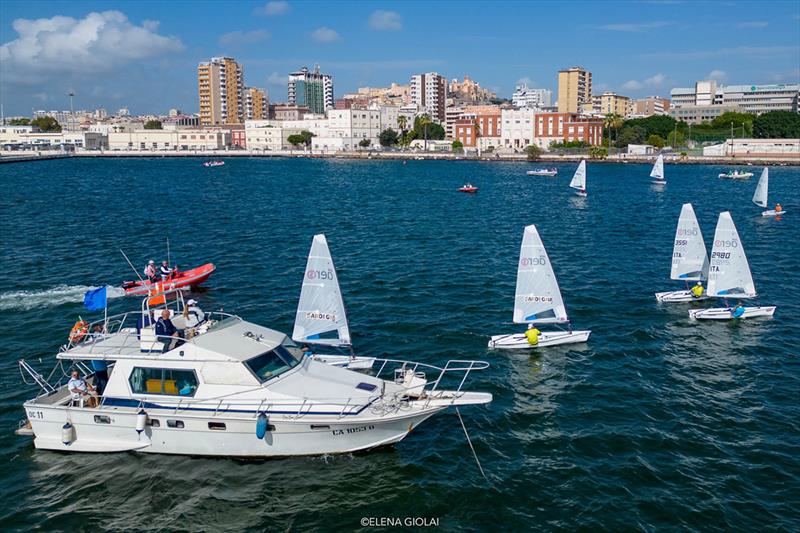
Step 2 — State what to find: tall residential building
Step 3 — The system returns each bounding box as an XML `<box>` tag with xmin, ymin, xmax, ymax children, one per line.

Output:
<box><xmin>288</xmin><ymin>66</ymin><xmax>334</xmax><ymax>114</ymax></box>
<box><xmin>557</xmin><ymin>66</ymin><xmax>592</xmax><ymax>113</ymax></box>
<box><xmin>198</xmin><ymin>56</ymin><xmax>244</xmax><ymax>125</ymax></box>
<box><xmin>410</xmin><ymin>72</ymin><xmax>448</xmax><ymax>123</ymax></box>
<box><xmin>670</xmin><ymin>80</ymin><xmax>799</xmax><ymax>114</ymax></box>
<box><xmin>512</xmin><ymin>84</ymin><xmax>553</xmax><ymax>109</ymax></box>
<box><xmin>245</xmin><ymin>87</ymin><xmax>268</xmax><ymax>120</ymax></box>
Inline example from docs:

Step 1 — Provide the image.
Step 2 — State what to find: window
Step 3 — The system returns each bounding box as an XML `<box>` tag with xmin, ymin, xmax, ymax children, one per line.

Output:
<box><xmin>244</xmin><ymin>345</ymin><xmax>301</xmax><ymax>383</ymax></box>
<box><xmin>208</xmin><ymin>422</ymin><xmax>226</xmax><ymax>430</ymax></box>
<box><xmin>146</xmin><ymin>418</ymin><xmax>160</xmax><ymax>427</ymax></box>
<box><xmin>167</xmin><ymin>420</ymin><xmax>185</xmax><ymax>428</ymax></box>
<box><xmin>94</xmin><ymin>415</ymin><xmax>111</xmax><ymax>424</ymax></box>
<box><xmin>129</xmin><ymin>367</ymin><xmax>199</xmax><ymax>396</ymax></box>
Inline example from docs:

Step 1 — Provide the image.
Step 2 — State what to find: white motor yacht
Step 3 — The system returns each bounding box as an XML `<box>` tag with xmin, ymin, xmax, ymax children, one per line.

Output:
<box><xmin>18</xmin><ymin>290</ymin><xmax>491</xmax><ymax>457</ymax></box>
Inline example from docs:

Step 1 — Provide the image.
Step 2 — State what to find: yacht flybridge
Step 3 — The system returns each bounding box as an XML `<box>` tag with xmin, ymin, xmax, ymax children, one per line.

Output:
<box><xmin>18</xmin><ymin>290</ymin><xmax>491</xmax><ymax>456</ymax></box>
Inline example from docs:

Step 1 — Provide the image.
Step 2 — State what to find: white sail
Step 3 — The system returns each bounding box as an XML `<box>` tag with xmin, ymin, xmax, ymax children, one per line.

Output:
<box><xmin>752</xmin><ymin>167</ymin><xmax>768</xmax><ymax>208</ymax></box>
<box><xmin>292</xmin><ymin>234</ymin><xmax>351</xmax><ymax>346</ymax></box>
<box><xmin>707</xmin><ymin>212</ymin><xmax>756</xmax><ymax>299</ymax></box>
<box><xmin>569</xmin><ymin>160</ymin><xmax>586</xmax><ymax>191</ymax></box>
<box><xmin>670</xmin><ymin>203</ymin><xmax>709</xmax><ymax>281</ymax></box>
<box><xmin>513</xmin><ymin>225</ymin><xmax>568</xmax><ymax>324</ymax></box>
<box><xmin>650</xmin><ymin>154</ymin><xmax>665</xmax><ymax>181</ymax></box>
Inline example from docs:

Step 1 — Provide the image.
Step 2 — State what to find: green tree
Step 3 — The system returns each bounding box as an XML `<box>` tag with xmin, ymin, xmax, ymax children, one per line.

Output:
<box><xmin>287</xmin><ymin>134</ymin><xmax>305</xmax><ymax>148</ymax></box>
<box><xmin>397</xmin><ymin>115</ymin><xmax>408</xmax><ymax>136</ymax></box>
<box><xmin>753</xmin><ymin>110</ymin><xmax>800</xmax><ymax>138</ymax></box>
<box><xmin>711</xmin><ymin>111</ymin><xmax>754</xmax><ymax>134</ymax></box>
<box><xmin>8</xmin><ymin>118</ymin><xmax>31</xmax><ymax>125</ymax></box>
<box><xmin>378</xmin><ymin>128</ymin><xmax>399</xmax><ymax>147</ymax></box>
<box><xmin>451</xmin><ymin>140</ymin><xmax>464</xmax><ymax>153</ymax></box>
<box><xmin>358</xmin><ymin>138</ymin><xmax>371</xmax><ymax>148</ymax></box>
<box><xmin>604</xmin><ymin>113</ymin><xmax>624</xmax><ymax>147</ymax></box>
<box><xmin>589</xmin><ymin>146</ymin><xmax>608</xmax><ymax>159</ymax></box>
<box><xmin>144</xmin><ymin>120</ymin><xmax>163</xmax><ymax>130</ymax></box>
<box><xmin>614</xmin><ymin>125</ymin><xmax>647</xmax><ymax>148</ymax></box>
<box><xmin>299</xmin><ymin>130</ymin><xmax>315</xmax><ymax>147</ymax></box>
<box><xmin>30</xmin><ymin>116</ymin><xmax>61</xmax><ymax>132</ymax></box>
<box><xmin>624</xmin><ymin>115</ymin><xmax>677</xmax><ymax>139</ymax></box>
<box><xmin>667</xmin><ymin>129</ymin><xmax>685</xmax><ymax>148</ymax></box>
<box><xmin>646</xmin><ymin>134</ymin><xmax>666</xmax><ymax>148</ymax></box>
<box><xmin>524</xmin><ymin>144</ymin><xmax>542</xmax><ymax>160</ymax></box>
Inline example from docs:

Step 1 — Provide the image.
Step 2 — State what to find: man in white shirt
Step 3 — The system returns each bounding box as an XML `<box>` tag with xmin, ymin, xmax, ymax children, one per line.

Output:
<box><xmin>68</xmin><ymin>370</ymin><xmax>98</xmax><ymax>407</ymax></box>
<box><xmin>184</xmin><ymin>299</ymin><xmax>206</xmax><ymax>328</ymax></box>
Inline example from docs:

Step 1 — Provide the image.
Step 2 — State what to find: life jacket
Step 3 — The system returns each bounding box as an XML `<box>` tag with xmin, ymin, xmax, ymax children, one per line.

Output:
<box><xmin>69</xmin><ymin>320</ymin><xmax>89</xmax><ymax>344</ymax></box>
<box><xmin>691</xmin><ymin>285</ymin><xmax>704</xmax><ymax>297</ymax></box>
<box><xmin>525</xmin><ymin>328</ymin><xmax>540</xmax><ymax>345</ymax></box>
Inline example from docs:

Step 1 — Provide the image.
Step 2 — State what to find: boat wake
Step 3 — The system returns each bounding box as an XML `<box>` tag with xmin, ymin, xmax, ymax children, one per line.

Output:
<box><xmin>0</xmin><ymin>285</ymin><xmax>126</xmax><ymax>311</ymax></box>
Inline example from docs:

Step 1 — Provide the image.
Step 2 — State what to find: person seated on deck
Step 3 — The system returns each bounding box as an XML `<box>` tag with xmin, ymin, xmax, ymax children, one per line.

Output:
<box><xmin>732</xmin><ymin>302</ymin><xmax>746</xmax><ymax>319</ymax></box>
<box><xmin>691</xmin><ymin>281</ymin><xmax>705</xmax><ymax>298</ymax></box>
<box><xmin>775</xmin><ymin>203</ymin><xmax>783</xmax><ymax>213</ymax></box>
<box><xmin>144</xmin><ymin>260</ymin><xmax>157</xmax><ymax>283</ymax></box>
<box><xmin>155</xmin><ymin>309</ymin><xmax>184</xmax><ymax>353</ymax></box>
<box><xmin>301</xmin><ymin>345</ymin><xmax>313</xmax><ymax>357</ymax></box>
<box><xmin>524</xmin><ymin>325</ymin><xmax>541</xmax><ymax>346</ymax></box>
<box><xmin>68</xmin><ymin>370</ymin><xmax>98</xmax><ymax>407</ymax></box>
<box><xmin>183</xmin><ymin>299</ymin><xmax>205</xmax><ymax>328</ymax></box>
<box><xmin>160</xmin><ymin>261</ymin><xmax>173</xmax><ymax>281</ymax></box>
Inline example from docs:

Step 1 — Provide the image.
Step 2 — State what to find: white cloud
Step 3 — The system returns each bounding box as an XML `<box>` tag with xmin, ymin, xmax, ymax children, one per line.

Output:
<box><xmin>311</xmin><ymin>27</ymin><xmax>341</xmax><ymax>43</ymax></box>
<box><xmin>621</xmin><ymin>73</ymin><xmax>668</xmax><ymax>91</ymax></box>
<box><xmin>597</xmin><ymin>21</ymin><xmax>673</xmax><ymax>32</ymax></box>
<box><xmin>256</xmin><ymin>1</ymin><xmax>290</xmax><ymax>16</ymax></box>
<box><xmin>516</xmin><ymin>76</ymin><xmax>537</xmax><ymax>87</ymax></box>
<box><xmin>0</xmin><ymin>11</ymin><xmax>183</xmax><ymax>84</ymax></box>
<box><xmin>219</xmin><ymin>29</ymin><xmax>270</xmax><ymax>46</ymax></box>
<box><xmin>737</xmin><ymin>21</ymin><xmax>768</xmax><ymax>28</ymax></box>
<box><xmin>267</xmin><ymin>72</ymin><xmax>288</xmax><ymax>85</ymax></box>
<box><xmin>368</xmin><ymin>10</ymin><xmax>402</xmax><ymax>31</ymax></box>
<box><xmin>707</xmin><ymin>69</ymin><xmax>727</xmax><ymax>81</ymax></box>
<box><xmin>640</xmin><ymin>45</ymin><xmax>797</xmax><ymax>60</ymax></box>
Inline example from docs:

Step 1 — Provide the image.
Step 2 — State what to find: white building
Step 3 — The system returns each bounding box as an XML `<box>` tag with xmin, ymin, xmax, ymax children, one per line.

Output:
<box><xmin>671</xmin><ymin>80</ymin><xmax>799</xmax><ymax>115</ymax></box>
<box><xmin>324</xmin><ymin>109</ymin><xmax>382</xmax><ymax>150</ymax></box>
<box><xmin>245</xmin><ymin>124</ymin><xmax>305</xmax><ymax>151</ymax></box>
<box><xmin>107</xmin><ymin>129</ymin><xmax>229</xmax><ymax>151</ymax></box>
<box><xmin>410</xmin><ymin>72</ymin><xmax>447</xmax><ymax>124</ymax></box>
<box><xmin>702</xmin><ymin>138</ymin><xmax>800</xmax><ymax>158</ymax></box>
<box><xmin>512</xmin><ymin>85</ymin><xmax>552</xmax><ymax>109</ymax></box>
<box><xmin>0</xmin><ymin>129</ymin><xmax>106</xmax><ymax>150</ymax></box>
<box><xmin>500</xmin><ymin>108</ymin><xmax>536</xmax><ymax>150</ymax></box>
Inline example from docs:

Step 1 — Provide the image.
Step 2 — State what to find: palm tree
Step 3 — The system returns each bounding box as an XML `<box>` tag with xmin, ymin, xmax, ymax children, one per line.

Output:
<box><xmin>418</xmin><ymin>114</ymin><xmax>432</xmax><ymax>151</ymax></box>
<box><xmin>603</xmin><ymin>113</ymin><xmax>623</xmax><ymax>152</ymax></box>
<box><xmin>397</xmin><ymin>115</ymin><xmax>408</xmax><ymax>148</ymax></box>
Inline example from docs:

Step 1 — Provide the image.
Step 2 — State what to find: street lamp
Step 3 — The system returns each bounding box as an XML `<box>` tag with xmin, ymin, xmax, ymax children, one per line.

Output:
<box><xmin>68</xmin><ymin>90</ymin><xmax>75</xmax><ymax>132</ymax></box>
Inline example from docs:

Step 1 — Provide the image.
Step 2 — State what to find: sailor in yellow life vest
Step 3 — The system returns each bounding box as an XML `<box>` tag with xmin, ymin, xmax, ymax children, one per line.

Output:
<box><xmin>525</xmin><ymin>325</ymin><xmax>541</xmax><ymax>346</ymax></box>
<box><xmin>691</xmin><ymin>281</ymin><xmax>705</xmax><ymax>298</ymax></box>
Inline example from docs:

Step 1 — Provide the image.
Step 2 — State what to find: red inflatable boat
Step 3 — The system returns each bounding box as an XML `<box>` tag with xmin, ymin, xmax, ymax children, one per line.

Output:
<box><xmin>458</xmin><ymin>184</ymin><xmax>479</xmax><ymax>193</ymax></box>
<box><xmin>122</xmin><ymin>263</ymin><xmax>216</xmax><ymax>295</ymax></box>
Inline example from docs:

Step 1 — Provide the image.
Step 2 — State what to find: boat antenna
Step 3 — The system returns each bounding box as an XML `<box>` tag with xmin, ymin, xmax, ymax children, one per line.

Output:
<box><xmin>166</xmin><ymin>237</ymin><xmax>171</xmax><ymax>267</ymax></box>
<box><xmin>456</xmin><ymin>407</ymin><xmax>488</xmax><ymax>482</ymax></box>
<box><xmin>119</xmin><ymin>249</ymin><xmax>145</xmax><ymax>283</ymax></box>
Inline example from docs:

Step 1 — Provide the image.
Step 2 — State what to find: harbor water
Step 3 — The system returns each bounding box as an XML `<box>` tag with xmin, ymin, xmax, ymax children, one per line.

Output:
<box><xmin>0</xmin><ymin>157</ymin><xmax>798</xmax><ymax>531</ymax></box>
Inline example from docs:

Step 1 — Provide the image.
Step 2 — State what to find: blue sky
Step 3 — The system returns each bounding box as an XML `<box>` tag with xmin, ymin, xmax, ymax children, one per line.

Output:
<box><xmin>1</xmin><ymin>0</ymin><xmax>798</xmax><ymax>116</ymax></box>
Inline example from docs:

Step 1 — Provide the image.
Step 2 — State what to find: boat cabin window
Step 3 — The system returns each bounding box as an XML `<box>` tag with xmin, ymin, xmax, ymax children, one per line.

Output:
<box><xmin>129</xmin><ymin>367</ymin><xmax>199</xmax><ymax>397</ymax></box>
<box><xmin>244</xmin><ymin>345</ymin><xmax>300</xmax><ymax>383</ymax></box>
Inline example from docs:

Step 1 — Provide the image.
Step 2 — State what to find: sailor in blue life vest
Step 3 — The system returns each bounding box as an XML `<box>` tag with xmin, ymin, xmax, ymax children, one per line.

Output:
<box><xmin>732</xmin><ymin>302</ymin><xmax>746</xmax><ymax>319</ymax></box>
<box><xmin>691</xmin><ymin>281</ymin><xmax>705</xmax><ymax>298</ymax></box>
<box><xmin>155</xmin><ymin>309</ymin><xmax>184</xmax><ymax>353</ymax></box>
<box><xmin>301</xmin><ymin>345</ymin><xmax>313</xmax><ymax>357</ymax></box>
<box><xmin>144</xmin><ymin>260</ymin><xmax>157</xmax><ymax>283</ymax></box>
<box><xmin>160</xmin><ymin>260</ymin><xmax>173</xmax><ymax>281</ymax></box>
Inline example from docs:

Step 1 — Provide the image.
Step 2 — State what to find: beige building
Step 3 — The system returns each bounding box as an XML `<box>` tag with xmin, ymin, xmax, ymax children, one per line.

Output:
<box><xmin>198</xmin><ymin>57</ymin><xmax>244</xmax><ymax>126</ymax></box>
<box><xmin>597</xmin><ymin>92</ymin><xmax>632</xmax><ymax>117</ymax></box>
<box><xmin>632</xmin><ymin>96</ymin><xmax>670</xmax><ymax>117</ymax></box>
<box><xmin>245</xmin><ymin>87</ymin><xmax>268</xmax><ymax>120</ymax></box>
<box><xmin>558</xmin><ymin>66</ymin><xmax>592</xmax><ymax>113</ymax></box>
<box><xmin>448</xmin><ymin>76</ymin><xmax>497</xmax><ymax>103</ymax></box>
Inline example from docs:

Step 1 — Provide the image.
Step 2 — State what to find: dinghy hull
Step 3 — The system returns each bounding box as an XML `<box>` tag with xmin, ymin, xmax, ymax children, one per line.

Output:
<box><xmin>654</xmin><ymin>290</ymin><xmax>709</xmax><ymax>303</ymax></box>
<box><xmin>688</xmin><ymin>306</ymin><xmax>776</xmax><ymax>320</ymax></box>
<box><xmin>311</xmin><ymin>354</ymin><xmax>376</xmax><ymax>370</ymax></box>
<box><xmin>488</xmin><ymin>330</ymin><xmax>591</xmax><ymax>349</ymax></box>
<box><xmin>762</xmin><ymin>210</ymin><xmax>786</xmax><ymax>217</ymax></box>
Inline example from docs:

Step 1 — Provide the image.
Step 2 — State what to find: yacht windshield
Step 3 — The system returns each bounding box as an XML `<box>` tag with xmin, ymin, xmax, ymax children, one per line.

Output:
<box><xmin>244</xmin><ymin>345</ymin><xmax>300</xmax><ymax>383</ymax></box>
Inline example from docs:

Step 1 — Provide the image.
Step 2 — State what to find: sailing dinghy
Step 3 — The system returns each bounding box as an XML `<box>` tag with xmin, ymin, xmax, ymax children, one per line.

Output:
<box><xmin>688</xmin><ymin>212</ymin><xmax>776</xmax><ymax>320</ymax></box>
<box><xmin>569</xmin><ymin>160</ymin><xmax>587</xmax><ymax>197</ymax></box>
<box><xmin>488</xmin><ymin>225</ymin><xmax>590</xmax><ymax>349</ymax></box>
<box><xmin>650</xmin><ymin>154</ymin><xmax>665</xmax><ymax>185</ymax></box>
<box><xmin>293</xmin><ymin>234</ymin><xmax>375</xmax><ymax>369</ymax></box>
<box><xmin>655</xmin><ymin>203</ymin><xmax>710</xmax><ymax>302</ymax></box>
<box><xmin>752</xmin><ymin>167</ymin><xmax>785</xmax><ymax>217</ymax></box>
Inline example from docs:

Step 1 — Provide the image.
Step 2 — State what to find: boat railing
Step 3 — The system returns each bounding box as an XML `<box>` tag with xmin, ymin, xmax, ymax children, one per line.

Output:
<box><xmin>369</xmin><ymin>357</ymin><xmax>490</xmax><ymax>397</ymax></box>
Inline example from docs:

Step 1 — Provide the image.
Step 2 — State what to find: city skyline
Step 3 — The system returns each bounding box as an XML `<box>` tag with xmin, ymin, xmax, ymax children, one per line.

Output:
<box><xmin>1</xmin><ymin>0</ymin><xmax>799</xmax><ymax>115</ymax></box>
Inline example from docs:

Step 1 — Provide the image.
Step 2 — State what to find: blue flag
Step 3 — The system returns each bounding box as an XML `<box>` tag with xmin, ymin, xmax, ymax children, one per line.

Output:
<box><xmin>83</xmin><ymin>286</ymin><xmax>107</xmax><ymax>311</ymax></box>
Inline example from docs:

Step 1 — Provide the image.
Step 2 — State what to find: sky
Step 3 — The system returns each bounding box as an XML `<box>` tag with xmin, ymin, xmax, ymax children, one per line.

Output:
<box><xmin>1</xmin><ymin>0</ymin><xmax>799</xmax><ymax>116</ymax></box>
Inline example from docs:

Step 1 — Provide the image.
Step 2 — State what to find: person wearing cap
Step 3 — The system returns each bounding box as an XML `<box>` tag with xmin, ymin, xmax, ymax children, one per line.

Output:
<box><xmin>183</xmin><ymin>298</ymin><xmax>205</xmax><ymax>328</ymax></box>
<box><xmin>691</xmin><ymin>281</ymin><xmax>705</xmax><ymax>298</ymax></box>
<box><xmin>160</xmin><ymin>260</ymin><xmax>172</xmax><ymax>281</ymax></box>
<box><xmin>144</xmin><ymin>260</ymin><xmax>157</xmax><ymax>283</ymax></box>
<box><xmin>524</xmin><ymin>324</ymin><xmax>541</xmax><ymax>346</ymax></box>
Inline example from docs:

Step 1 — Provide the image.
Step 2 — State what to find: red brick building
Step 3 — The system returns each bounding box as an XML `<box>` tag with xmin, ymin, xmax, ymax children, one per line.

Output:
<box><xmin>454</xmin><ymin>113</ymin><xmax>501</xmax><ymax>147</ymax></box>
<box><xmin>532</xmin><ymin>113</ymin><xmax>603</xmax><ymax>148</ymax></box>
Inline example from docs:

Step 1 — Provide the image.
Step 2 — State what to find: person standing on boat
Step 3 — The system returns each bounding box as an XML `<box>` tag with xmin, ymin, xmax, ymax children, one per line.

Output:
<box><xmin>525</xmin><ymin>325</ymin><xmax>541</xmax><ymax>346</ymax></box>
<box><xmin>160</xmin><ymin>260</ymin><xmax>172</xmax><ymax>281</ymax></box>
<box><xmin>155</xmin><ymin>309</ymin><xmax>183</xmax><ymax>352</ymax></box>
<box><xmin>691</xmin><ymin>282</ymin><xmax>705</xmax><ymax>298</ymax></box>
<box><xmin>91</xmin><ymin>359</ymin><xmax>109</xmax><ymax>395</ymax></box>
<box><xmin>144</xmin><ymin>260</ymin><xmax>157</xmax><ymax>283</ymax></box>
<box><xmin>183</xmin><ymin>299</ymin><xmax>205</xmax><ymax>328</ymax></box>
<box><xmin>732</xmin><ymin>302</ymin><xmax>746</xmax><ymax>319</ymax></box>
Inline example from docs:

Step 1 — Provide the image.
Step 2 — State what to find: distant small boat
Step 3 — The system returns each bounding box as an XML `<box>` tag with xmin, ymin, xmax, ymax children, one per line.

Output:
<box><xmin>719</xmin><ymin>170</ymin><xmax>752</xmax><ymax>179</ymax></box>
<box><xmin>203</xmin><ymin>160</ymin><xmax>225</xmax><ymax>167</ymax></box>
<box><xmin>569</xmin><ymin>160</ymin><xmax>587</xmax><ymax>197</ymax></box>
<box><xmin>526</xmin><ymin>168</ymin><xmax>558</xmax><ymax>176</ymax></box>
<box><xmin>752</xmin><ymin>167</ymin><xmax>786</xmax><ymax>217</ymax></box>
<box><xmin>458</xmin><ymin>184</ymin><xmax>478</xmax><ymax>193</ymax></box>
<box><xmin>650</xmin><ymin>154</ymin><xmax>665</xmax><ymax>185</ymax></box>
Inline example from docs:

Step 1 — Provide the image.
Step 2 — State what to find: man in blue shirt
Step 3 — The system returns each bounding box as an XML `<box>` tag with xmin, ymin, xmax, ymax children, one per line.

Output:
<box><xmin>155</xmin><ymin>309</ymin><xmax>184</xmax><ymax>353</ymax></box>
<box><xmin>732</xmin><ymin>302</ymin><xmax>746</xmax><ymax>319</ymax></box>
<box><xmin>91</xmin><ymin>359</ymin><xmax>109</xmax><ymax>395</ymax></box>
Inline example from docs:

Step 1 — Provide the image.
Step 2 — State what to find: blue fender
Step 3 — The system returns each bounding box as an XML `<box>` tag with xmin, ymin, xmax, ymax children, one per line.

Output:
<box><xmin>255</xmin><ymin>413</ymin><xmax>268</xmax><ymax>439</ymax></box>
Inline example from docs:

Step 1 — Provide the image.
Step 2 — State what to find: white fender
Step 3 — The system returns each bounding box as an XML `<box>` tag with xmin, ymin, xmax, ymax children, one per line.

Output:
<box><xmin>136</xmin><ymin>410</ymin><xmax>147</xmax><ymax>434</ymax></box>
<box><xmin>62</xmin><ymin>422</ymin><xmax>74</xmax><ymax>445</ymax></box>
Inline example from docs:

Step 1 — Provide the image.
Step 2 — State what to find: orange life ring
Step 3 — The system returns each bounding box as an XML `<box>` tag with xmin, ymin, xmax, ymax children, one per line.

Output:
<box><xmin>69</xmin><ymin>320</ymin><xmax>89</xmax><ymax>344</ymax></box>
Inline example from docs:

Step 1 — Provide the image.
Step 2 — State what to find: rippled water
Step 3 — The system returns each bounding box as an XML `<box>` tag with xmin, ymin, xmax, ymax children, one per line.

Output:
<box><xmin>1</xmin><ymin>158</ymin><xmax>798</xmax><ymax>531</ymax></box>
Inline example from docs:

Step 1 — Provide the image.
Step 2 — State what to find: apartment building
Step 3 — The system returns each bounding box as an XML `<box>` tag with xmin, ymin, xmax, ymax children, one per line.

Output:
<box><xmin>198</xmin><ymin>57</ymin><xmax>244</xmax><ymax>125</ymax></box>
<box><xmin>557</xmin><ymin>67</ymin><xmax>592</xmax><ymax>113</ymax></box>
<box><xmin>288</xmin><ymin>66</ymin><xmax>334</xmax><ymax>114</ymax></box>
<box><xmin>632</xmin><ymin>96</ymin><xmax>671</xmax><ymax>117</ymax></box>
<box><xmin>410</xmin><ymin>72</ymin><xmax>448</xmax><ymax>123</ymax></box>
<box><xmin>512</xmin><ymin>85</ymin><xmax>553</xmax><ymax>109</ymax></box>
<box><xmin>244</xmin><ymin>87</ymin><xmax>268</xmax><ymax>120</ymax></box>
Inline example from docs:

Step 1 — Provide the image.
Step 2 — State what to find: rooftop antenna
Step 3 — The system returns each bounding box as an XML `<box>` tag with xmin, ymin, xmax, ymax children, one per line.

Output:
<box><xmin>68</xmin><ymin>90</ymin><xmax>75</xmax><ymax>131</ymax></box>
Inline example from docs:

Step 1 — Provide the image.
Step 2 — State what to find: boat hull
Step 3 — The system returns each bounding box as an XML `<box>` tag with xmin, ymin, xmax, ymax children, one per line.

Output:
<box><xmin>488</xmin><ymin>330</ymin><xmax>591</xmax><ymax>349</ymax></box>
<box><xmin>719</xmin><ymin>173</ymin><xmax>753</xmax><ymax>179</ymax></box>
<box><xmin>762</xmin><ymin>210</ymin><xmax>786</xmax><ymax>217</ymax></box>
<box><xmin>654</xmin><ymin>289</ymin><xmax>709</xmax><ymax>303</ymax></box>
<box><xmin>688</xmin><ymin>306</ymin><xmax>776</xmax><ymax>320</ymax></box>
<box><xmin>23</xmin><ymin>401</ymin><xmax>449</xmax><ymax>457</ymax></box>
<box><xmin>124</xmin><ymin>263</ymin><xmax>216</xmax><ymax>295</ymax></box>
